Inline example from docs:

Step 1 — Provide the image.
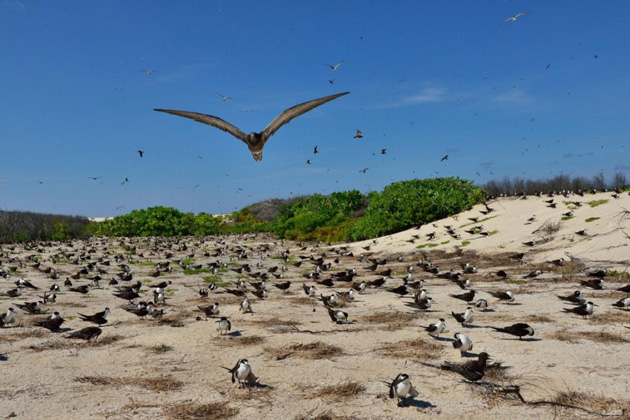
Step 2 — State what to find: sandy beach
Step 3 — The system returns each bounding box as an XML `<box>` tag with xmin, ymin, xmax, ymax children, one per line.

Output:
<box><xmin>1</xmin><ymin>191</ymin><xmax>630</xmax><ymax>419</ymax></box>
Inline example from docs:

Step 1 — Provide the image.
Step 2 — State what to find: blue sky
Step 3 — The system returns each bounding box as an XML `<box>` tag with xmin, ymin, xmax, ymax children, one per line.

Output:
<box><xmin>1</xmin><ymin>1</ymin><xmax>629</xmax><ymax>216</ymax></box>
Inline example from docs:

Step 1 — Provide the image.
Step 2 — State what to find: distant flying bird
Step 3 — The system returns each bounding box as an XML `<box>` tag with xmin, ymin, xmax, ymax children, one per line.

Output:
<box><xmin>121</xmin><ymin>177</ymin><xmax>129</xmax><ymax>185</ymax></box>
<box><xmin>306</xmin><ymin>159</ymin><xmax>311</xmax><ymax>165</ymax></box>
<box><xmin>155</xmin><ymin>92</ymin><xmax>350</xmax><ymax>161</ymax></box>
<box><xmin>500</xmin><ymin>12</ymin><xmax>531</xmax><ymax>25</ymax></box>
<box><xmin>440</xmin><ymin>155</ymin><xmax>449</xmax><ymax>162</ymax></box>
<box><xmin>313</xmin><ymin>145</ymin><xmax>319</xmax><ymax>154</ymax></box>
<box><xmin>324</xmin><ymin>61</ymin><xmax>344</xmax><ymax>71</ymax></box>
<box><xmin>137</xmin><ymin>150</ymin><xmax>144</xmax><ymax>158</ymax></box>
<box><xmin>328</xmin><ymin>79</ymin><xmax>335</xmax><ymax>85</ymax></box>
<box><xmin>354</xmin><ymin>129</ymin><xmax>363</xmax><ymax>138</ymax></box>
<box><xmin>216</xmin><ymin>93</ymin><xmax>233</xmax><ymax>102</ymax></box>
<box><xmin>381</xmin><ymin>149</ymin><xmax>387</xmax><ymax>155</ymax></box>
<box><xmin>141</xmin><ymin>69</ymin><xmax>156</xmax><ymax>75</ymax></box>
<box><xmin>359</xmin><ymin>168</ymin><xmax>369</xmax><ymax>173</ymax></box>
<box><xmin>546</xmin><ymin>64</ymin><xmax>551</xmax><ymax>70</ymax></box>
<box><xmin>88</xmin><ymin>176</ymin><xmax>102</xmax><ymax>181</ymax></box>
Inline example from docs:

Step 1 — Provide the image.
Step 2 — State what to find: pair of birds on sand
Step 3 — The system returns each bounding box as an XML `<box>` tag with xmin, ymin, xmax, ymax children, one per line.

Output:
<box><xmin>155</xmin><ymin>92</ymin><xmax>350</xmax><ymax>161</ymax></box>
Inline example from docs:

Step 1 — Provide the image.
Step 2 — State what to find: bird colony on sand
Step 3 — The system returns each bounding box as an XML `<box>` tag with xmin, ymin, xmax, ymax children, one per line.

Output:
<box><xmin>2</xmin><ymin>191</ymin><xmax>630</xmax><ymax>417</ymax></box>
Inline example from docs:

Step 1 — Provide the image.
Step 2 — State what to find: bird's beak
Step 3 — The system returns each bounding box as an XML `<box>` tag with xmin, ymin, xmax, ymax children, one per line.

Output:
<box><xmin>252</xmin><ymin>151</ymin><xmax>263</xmax><ymax>161</ymax></box>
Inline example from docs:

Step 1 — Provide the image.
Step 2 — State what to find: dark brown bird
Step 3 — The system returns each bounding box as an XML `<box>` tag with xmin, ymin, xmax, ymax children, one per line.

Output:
<box><xmin>155</xmin><ymin>92</ymin><xmax>350</xmax><ymax>161</ymax></box>
<box><xmin>450</xmin><ymin>290</ymin><xmax>475</xmax><ymax>303</ymax></box>
<box><xmin>273</xmin><ymin>281</ymin><xmax>291</xmax><ymax>291</ymax></box>
<box><xmin>66</xmin><ymin>326</ymin><xmax>102</xmax><ymax>341</ymax></box>
<box><xmin>441</xmin><ymin>352</ymin><xmax>490</xmax><ymax>382</ymax></box>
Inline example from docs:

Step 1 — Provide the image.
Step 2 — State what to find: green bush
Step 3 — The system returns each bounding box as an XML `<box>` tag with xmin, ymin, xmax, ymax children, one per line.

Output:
<box><xmin>346</xmin><ymin>178</ymin><xmax>485</xmax><ymax>241</ymax></box>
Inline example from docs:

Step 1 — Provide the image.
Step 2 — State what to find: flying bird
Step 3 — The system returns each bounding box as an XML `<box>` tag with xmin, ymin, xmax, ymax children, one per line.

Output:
<box><xmin>155</xmin><ymin>92</ymin><xmax>349</xmax><ymax>161</ymax></box>
<box><xmin>500</xmin><ymin>12</ymin><xmax>531</xmax><ymax>26</ymax></box>
<box><xmin>313</xmin><ymin>146</ymin><xmax>319</xmax><ymax>154</ymax></box>
<box><xmin>137</xmin><ymin>150</ymin><xmax>144</xmax><ymax>158</ymax></box>
<box><xmin>121</xmin><ymin>177</ymin><xmax>129</xmax><ymax>185</ymax></box>
<box><xmin>359</xmin><ymin>168</ymin><xmax>369</xmax><ymax>173</ymax></box>
<box><xmin>88</xmin><ymin>176</ymin><xmax>102</xmax><ymax>181</ymax></box>
<box><xmin>324</xmin><ymin>61</ymin><xmax>344</xmax><ymax>71</ymax></box>
<box><xmin>440</xmin><ymin>155</ymin><xmax>449</xmax><ymax>162</ymax></box>
<box><xmin>354</xmin><ymin>129</ymin><xmax>363</xmax><ymax>139</ymax></box>
<box><xmin>141</xmin><ymin>69</ymin><xmax>156</xmax><ymax>75</ymax></box>
<box><xmin>216</xmin><ymin>93</ymin><xmax>233</xmax><ymax>102</ymax></box>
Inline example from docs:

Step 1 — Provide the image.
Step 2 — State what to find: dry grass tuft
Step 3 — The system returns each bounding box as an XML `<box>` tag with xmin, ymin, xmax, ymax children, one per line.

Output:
<box><xmin>0</xmin><ymin>328</ymin><xmax>48</xmax><ymax>343</ymax></box>
<box><xmin>217</xmin><ymin>335</ymin><xmax>266</xmax><ymax>347</ymax></box>
<box><xmin>313</xmin><ymin>382</ymin><xmax>366</xmax><ymax>402</ymax></box>
<box><xmin>378</xmin><ymin>338</ymin><xmax>443</xmax><ymax>360</ymax></box>
<box><xmin>291</xmin><ymin>296</ymin><xmax>317</xmax><ymax>306</ymax></box>
<box><xmin>76</xmin><ymin>375</ymin><xmax>183</xmax><ymax>392</ymax></box>
<box><xmin>547</xmin><ymin>328</ymin><xmax>629</xmax><ymax>343</ymax></box>
<box><xmin>589</xmin><ymin>310</ymin><xmax>630</xmax><ymax>324</ymax></box>
<box><xmin>295</xmin><ymin>410</ymin><xmax>360</xmax><ymax>420</ymax></box>
<box><xmin>523</xmin><ymin>314</ymin><xmax>554</xmax><ymax>323</ymax></box>
<box><xmin>157</xmin><ymin>311</ymin><xmax>188</xmax><ymax>327</ymax></box>
<box><xmin>165</xmin><ymin>401</ymin><xmax>239</xmax><ymax>420</ymax></box>
<box><xmin>358</xmin><ymin>311</ymin><xmax>418</xmax><ymax>324</ymax></box>
<box><xmin>553</xmin><ymin>390</ymin><xmax>623</xmax><ymax>414</ymax></box>
<box><xmin>244</xmin><ymin>316</ymin><xmax>301</xmax><ymax>329</ymax></box>
<box><xmin>266</xmin><ymin>341</ymin><xmax>343</xmax><ymax>360</ymax></box>
<box><xmin>28</xmin><ymin>334</ymin><xmax>124</xmax><ymax>352</ymax></box>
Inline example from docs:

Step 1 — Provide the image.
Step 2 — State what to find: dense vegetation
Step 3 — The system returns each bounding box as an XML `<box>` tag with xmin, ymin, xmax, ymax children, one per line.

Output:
<box><xmin>12</xmin><ymin>171</ymin><xmax>626</xmax><ymax>244</ymax></box>
<box><xmin>484</xmin><ymin>172</ymin><xmax>627</xmax><ymax>197</ymax></box>
<box><xmin>0</xmin><ymin>210</ymin><xmax>90</xmax><ymax>243</ymax></box>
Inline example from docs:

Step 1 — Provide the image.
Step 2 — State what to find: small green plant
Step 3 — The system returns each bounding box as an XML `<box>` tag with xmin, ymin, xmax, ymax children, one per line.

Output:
<box><xmin>460</xmin><ymin>240</ymin><xmax>471</xmax><ymax>247</ymax></box>
<box><xmin>488</xmin><ymin>230</ymin><xmax>499</xmax><ymax>236</ymax></box>
<box><xmin>416</xmin><ymin>243</ymin><xmax>439</xmax><ymax>249</ymax></box>
<box><xmin>585</xmin><ymin>217</ymin><xmax>600</xmax><ymax>223</ymax></box>
<box><xmin>506</xmin><ymin>279</ymin><xmax>526</xmax><ymax>285</ymax></box>
<box><xmin>183</xmin><ymin>267</ymin><xmax>212</xmax><ymax>275</ymax></box>
<box><xmin>561</xmin><ymin>216</ymin><xmax>574</xmax><ymax>221</ymax></box>
<box><xmin>587</xmin><ymin>199</ymin><xmax>608</xmax><ymax>208</ymax></box>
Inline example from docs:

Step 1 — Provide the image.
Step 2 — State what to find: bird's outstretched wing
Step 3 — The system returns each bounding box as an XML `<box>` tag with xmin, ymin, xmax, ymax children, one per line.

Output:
<box><xmin>260</xmin><ymin>92</ymin><xmax>350</xmax><ymax>143</ymax></box>
<box><xmin>154</xmin><ymin>109</ymin><xmax>248</xmax><ymax>143</ymax></box>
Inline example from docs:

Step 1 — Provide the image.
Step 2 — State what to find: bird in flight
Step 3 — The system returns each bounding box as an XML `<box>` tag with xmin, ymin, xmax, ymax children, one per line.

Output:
<box><xmin>500</xmin><ymin>12</ymin><xmax>531</xmax><ymax>25</ymax></box>
<box><xmin>354</xmin><ymin>129</ymin><xmax>363</xmax><ymax>139</ymax></box>
<box><xmin>121</xmin><ymin>177</ymin><xmax>129</xmax><ymax>185</ymax></box>
<box><xmin>328</xmin><ymin>79</ymin><xmax>335</xmax><ymax>85</ymax></box>
<box><xmin>324</xmin><ymin>61</ymin><xmax>344</xmax><ymax>71</ymax></box>
<box><xmin>137</xmin><ymin>150</ymin><xmax>144</xmax><ymax>158</ymax></box>
<box><xmin>313</xmin><ymin>146</ymin><xmax>319</xmax><ymax>154</ymax></box>
<box><xmin>381</xmin><ymin>149</ymin><xmax>387</xmax><ymax>155</ymax></box>
<box><xmin>306</xmin><ymin>159</ymin><xmax>311</xmax><ymax>165</ymax></box>
<box><xmin>88</xmin><ymin>176</ymin><xmax>102</xmax><ymax>181</ymax></box>
<box><xmin>216</xmin><ymin>93</ymin><xmax>233</xmax><ymax>102</ymax></box>
<box><xmin>141</xmin><ymin>69</ymin><xmax>156</xmax><ymax>75</ymax></box>
<box><xmin>155</xmin><ymin>92</ymin><xmax>350</xmax><ymax>161</ymax></box>
<box><xmin>359</xmin><ymin>168</ymin><xmax>368</xmax><ymax>173</ymax></box>
<box><xmin>441</xmin><ymin>155</ymin><xmax>449</xmax><ymax>162</ymax></box>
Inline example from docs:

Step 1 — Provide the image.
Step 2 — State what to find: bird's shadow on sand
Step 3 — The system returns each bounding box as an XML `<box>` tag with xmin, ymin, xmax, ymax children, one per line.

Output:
<box><xmin>430</xmin><ymin>336</ymin><xmax>455</xmax><ymax>343</ymax></box>
<box><xmin>53</xmin><ymin>328</ymin><xmax>73</xmax><ymax>333</ymax></box>
<box><xmin>463</xmin><ymin>324</ymin><xmax>484</xmax><ymax>329</ymax></box>
<box><xmin>461</xmin><ymin>352</ymin><xmax>480</xmax><ymax>358</ymax></box>
<box><xmin>226</xmin><ymin>330</ymin><xmax>244</xmax><ymax>337</ymax></box>
<box><xmin>403</xmin><ymin>398</ymin><xmax>437</xmax><ymax>409</ymax></box>
<box><xmin>504</xmin><ymin>337</ymin><xmax>542</xmax><ymax>342</ymax></box>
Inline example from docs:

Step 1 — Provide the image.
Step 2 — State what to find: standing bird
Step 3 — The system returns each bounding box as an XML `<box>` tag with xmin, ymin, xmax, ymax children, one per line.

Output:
<box><xmin>155</xmin><ymin>92</ymin><xmax>350</xmax><ymax>161</ymax></box>
<box><xmin>557</xmin><ymin>290</ymin><xmax>586</xmax><ymax>305</ymax></box>
<box><xmin>216</xmin><ymin>316</ymin><xmax>231</xmax><ymax>335</ymax></box>
<box><xmin>563</xmin><ymin>301</ymin><xmax>596</xmax><ymax>319</ymax></box>
<box><xmin>35</xmin><ymin>311</ymin><xmax>65</xmax><ymax>332</ymax></box>
<box><xmin>489</xmin><ymin>290</ymin><xmax>515</xmax><ymax>303</ymax></box>
<box><xmin>452</xmin><ymin>332</ymin><xmax>474</xmax><ymax>356</ymax></box>
<box><xmin>450</xmin><ymin>290</ymin><xmax>475</xmax><ymax>303</ymax></box>
<box><xmin>15</xmin><ymin>301</ymin><xmax>44</xmax><ymax>315</ymax></box>
<box><xmin>198</xmin><ymin>302</ymin><xmax>220</xmax><ymax>319</ymax></box>
<box><xmin>327</xmin><ymin>307</ymin><xmax>349</xmax><ymax>324</ymax></box>
<box><xmin>452</xmin><ymin>307</ymin><xmax>474</xmax><ymax>326</ymax></box>
<box><xmin>422</xmin><ymin>318</ymin><xmax>446</xmax><ymax>337</ymax></box>
<box><xmin>78</xmin><ymin>308</ymin><xmax>110</xmax><ymax>325</ymax></box>
<box><xmin>387</xmin><ymin>373</ymin><xmax>419</xmax><ymax>407</ymax></box>
<box><xmin>222</xmin><ymin>359</ymin><xmax>258</xmax><ymax>387</ymax></box>
<box><xmin>490</xmin><ymin>323</ymin><xmax>534</xmax><ymax>340</ymax></box>
<box><xmin>0</xmin><ymin>308</ymin><xmax>16</xmax><ymax>327</ymax></box>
